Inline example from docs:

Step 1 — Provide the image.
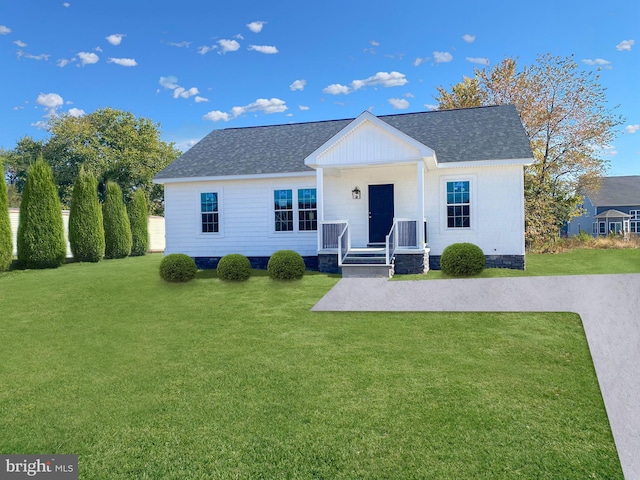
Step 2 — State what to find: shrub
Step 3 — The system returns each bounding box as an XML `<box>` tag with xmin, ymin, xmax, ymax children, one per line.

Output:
<box><xmin>128</xmin><ymin>189</ymin><xmax>149</xmax><ymax>257</ymax></box>
<box><xmin>440</xmin><ymin>242</ymin><xmax>485</xmax><ymax>277</ymax></box>
<box><xmin>17</xmin><ymin>157</ymin><xmax>66</xmax><ymax>269</ymax></box>
<box><xmin>0</xmin><ymin>170</ymin><xmax>12</xmax><ymax>271</ymax></box>
<box><xmin>267</xmin><ymin>250</ymin><xmax>306</xmax><ymax>280</ymax></box>
<box><xmin>68</xmin><ymin>167</ymin><xmax>105</xmax><ymax>262</ymax></box>
<box><xmin>160</xmin><ymin>253</ymin><xmax>197</xmax><ymax>282</ymax></box>
<box><xmin>103</xmin><ymin>182</ymin><xmax>132</xmax><ymax>259</ymax></box>
<box><xmin>217</xmin><ymin>253</ymin><xmax>252</xmax><ymax>281</ymax></box>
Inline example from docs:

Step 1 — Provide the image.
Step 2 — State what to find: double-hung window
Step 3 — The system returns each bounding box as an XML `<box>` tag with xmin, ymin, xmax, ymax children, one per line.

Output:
<box><xmin>631</xmin><ymin>210</ymin><xmax>640</xmax><ymax>234</ymax></box>
<box><xmin>201</xmin><ymin>192</ymin><xmax>219</xmax><ymax>233</ymax></box>
<box><xmin>298</xmin><ymin>188</ymin><xmax>317</xmax><ymax>231</ymax></box>
<box><xmin>446</xmin><ymin>180</ymin><xmax>470</xmax><ymax>228</ymax></box>
<box><xmin>274</xmin><ymin>188</ymin><xmax>317</xmax><ymax>232</ymax></box>
<box><xmin>274</xmin><ymin>189</ymin><xmax>294</xmax><ymax>232</ymax></box>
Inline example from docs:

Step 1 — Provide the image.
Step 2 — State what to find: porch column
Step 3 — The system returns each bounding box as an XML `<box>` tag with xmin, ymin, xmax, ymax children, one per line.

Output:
<box><xmin>416</xmin><ymin>161</ymin><xmax>425</xmax><ymax>246</ymax></box>
<box><xmin>316</xmin><ymin>167</ymin><xmax>324</xmax><ymax>250</ymax></box>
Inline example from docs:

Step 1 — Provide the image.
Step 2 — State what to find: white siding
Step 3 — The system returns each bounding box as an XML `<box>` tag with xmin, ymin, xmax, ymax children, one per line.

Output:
<box><xmin>164</xmin><ymin>176</ymin><xmax>318</xmax><ymax>257</ymax></box>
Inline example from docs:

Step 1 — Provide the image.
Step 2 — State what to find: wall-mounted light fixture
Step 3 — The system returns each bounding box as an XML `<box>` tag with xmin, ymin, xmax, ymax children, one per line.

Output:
<box><xmin>352</xmin><ymin>186</ymin><xmax>361</xmax><ymax>200</ymax></box>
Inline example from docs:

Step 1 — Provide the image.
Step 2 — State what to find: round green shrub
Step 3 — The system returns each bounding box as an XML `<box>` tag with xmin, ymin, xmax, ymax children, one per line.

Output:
<box><xmin>440</xmin><ymin>242</ymin><xmax>485</xmax><ymax>277</ymax></box>
<box><xmin>217</xmin><ymin>253</ymin><xmax>252</xmax><ymax>281</ymax></box>
<box><xmin>160</xmin><ymin>253</ymin><xmax>197</xmax><ymax>282</ymax></box>
<box><xmin>267</xmin><ymin>250</ymin><xmax>306</xmax><ymax>280</ymax></box>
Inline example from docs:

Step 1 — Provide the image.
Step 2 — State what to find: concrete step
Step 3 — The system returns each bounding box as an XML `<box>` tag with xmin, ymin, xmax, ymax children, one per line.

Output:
<box><xmin>341</xmin><ymin>264</ymin><xmax>394</xmax><ymax>278</ymax></box>
<box><xmin>342</xmin><ymin>255</ymin><xmax>387</xmax><ymax>265</ymax></box>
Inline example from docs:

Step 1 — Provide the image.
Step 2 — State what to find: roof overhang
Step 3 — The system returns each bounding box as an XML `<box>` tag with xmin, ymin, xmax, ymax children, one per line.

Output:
<box><xmin>594</xmin><ymin>209</ymin><xmax>632</xmax><ymax>219</ymax></box>
<box><xmin>153</xmin><ymin>171</ymin><xmax>315</xmax><ymax>185</ymax></box>
<box><xmin>435</xmin><ymin>157</ymin><xmax>534</xmax><ymax>169</ymax></box>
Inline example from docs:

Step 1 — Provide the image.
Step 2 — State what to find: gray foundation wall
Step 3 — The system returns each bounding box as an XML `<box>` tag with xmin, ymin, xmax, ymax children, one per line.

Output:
<box><xmin>429</xmin><ymin>255</ymin><xmax>525</xmax><ymax>271</ymax></box>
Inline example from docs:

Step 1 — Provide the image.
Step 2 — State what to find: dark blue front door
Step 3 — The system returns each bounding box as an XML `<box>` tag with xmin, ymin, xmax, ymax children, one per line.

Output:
<box><xmin>368</xmin><ymin>184</ymin><xmax>394</xmax><ymax>244</ymax></box>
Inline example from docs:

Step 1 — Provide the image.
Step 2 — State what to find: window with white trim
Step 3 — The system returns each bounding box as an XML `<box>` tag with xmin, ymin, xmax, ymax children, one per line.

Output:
<box><xmin>446</xmin><ymin>180</ymin><xmax>470</xmax><ymax>228</ymax></box>
<box><xmin>298</xmin><ymin>188</ymin><xmax>317</xmax><ymax>231</ymax></box>
<box><xmin>631</xmin><ymin>210</ymin><xmax>640</xmax><ymax>234</ymax></box>
<box><xmin>200</xmin><ymin>192</ymin><xmax>219</xmax><ymax>233</ymax></box>
<box><xmin>273</xmin><ymin>188</ymin><xmax>317</xmax><ymax>232</ymax></box>
<box><xmin>274</xmin><ymin>189</ymin><xmax>294</xmax><ymax>232</ymax></box>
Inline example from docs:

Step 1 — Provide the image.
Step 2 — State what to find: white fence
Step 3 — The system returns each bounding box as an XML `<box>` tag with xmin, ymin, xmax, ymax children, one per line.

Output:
<box><xmin>8</xmin><ymin>208</ymin><xmax>165</xmax><ymax>257</ymax></box>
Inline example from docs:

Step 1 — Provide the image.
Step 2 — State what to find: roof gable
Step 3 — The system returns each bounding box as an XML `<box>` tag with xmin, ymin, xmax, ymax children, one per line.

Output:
<box><xmin>586</xmin><ymin>176</ymin><xmax>640</xmax><ymax>207</ymax></box>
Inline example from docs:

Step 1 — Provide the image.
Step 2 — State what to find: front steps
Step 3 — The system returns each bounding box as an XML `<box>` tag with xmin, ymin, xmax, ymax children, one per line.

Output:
<box><xmin>340</xmin><ymin>248</ymin><xmax>394</xmax><ymax>278</ymax></box>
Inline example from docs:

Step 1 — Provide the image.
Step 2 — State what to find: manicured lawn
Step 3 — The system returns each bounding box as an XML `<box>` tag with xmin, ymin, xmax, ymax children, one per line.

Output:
<box><xmin>398</xmin><ymin>247</ymin><xmax>640</xmax><ymax>280</ymax></box>
<box><xmin>0</xmin><ymin>255</ymin><xmax>622</xmax><ymax>479</ymax></box>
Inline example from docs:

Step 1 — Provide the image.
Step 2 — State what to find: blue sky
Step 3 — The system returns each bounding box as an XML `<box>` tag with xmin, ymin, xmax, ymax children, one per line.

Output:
<box><xmin>1</xmin><ymin>0</ymin><xmax>638</xmax><ymax>175</ymax></box>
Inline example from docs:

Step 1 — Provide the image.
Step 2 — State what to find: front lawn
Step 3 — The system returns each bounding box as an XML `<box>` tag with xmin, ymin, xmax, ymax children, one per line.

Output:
<box><xmin>0</xmin><ymin>255</ymin><xmax>622</xmax><ymax>478</ymax></box>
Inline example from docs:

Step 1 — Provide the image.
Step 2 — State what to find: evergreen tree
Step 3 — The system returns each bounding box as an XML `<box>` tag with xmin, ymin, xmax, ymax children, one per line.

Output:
<box><xmin>0</xmin><ymin>164</ymin><xmax>13</xmax><ymax>271</ymax></box>
<box><xmin>17</xmin><ymin>156</ymin><xmax>66</xmax><ymax>268</ymax></box>
<box><xmin>69</xmin><ymin>167</ymin><xmax>105</xmax><ymax>262</ymax></box>
<box><xmin>102</xmin><ymin>181</ymin><xmax>132</xmax><ymax>259</ymax></box>
<box><xmin>128</xmin><ymin>189</ymin><xmax>149</xmax><ymax>256</ymax></box>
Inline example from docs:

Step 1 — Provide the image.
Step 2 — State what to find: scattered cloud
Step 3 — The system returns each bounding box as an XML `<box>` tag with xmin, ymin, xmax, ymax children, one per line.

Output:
<box><xmin>403</xmin><ymin>92</ymin><xmax>414</xmax><ymax>98</ymax></box>
<box><xmin>248</xmin><ymin>44</ymin><xmax>278</xmax><ymax>54</ymax></box>
<box><xmin>424</xmin><ymin>104</ymin><xmax>439</xmax><ymax>111</ymax></box>
<box><xmin>106</xmin><ymin>33</ymin><xmax>125</xmax><ymax>46</ymax></box>
<box><xmin>0</xmin><ymin>25</ymin><xmax>11</xmax><ymax>35</ymax></box>
<box><xmin>194</xmin><ymin>96</ymin><xmax>209</xmax><ymax>103</ymax></box>
<box><xmin>57</xmin><ymin>57</ymin><xmax>75</xmax><ymax>67</ymax></box>
<box><xmin>299</xmin><ymin>105</ymin><xmax>310</xmax><ymax>111</ymax></box>
<box><xmin>582</xmin><ymin>58</ymin><xmax>612</xmax><ymax>68</ymax></box>
<box><xmin>433</xmin><ymin>51</ymin><xmax>453</xmax><ymax>63</ymax></box>
<box><xmin>323</xmin><ymin>83</ymin><xmax>350</xmax><ymax>95</ymax></box>
<box><xmin>625</xmin><ymin>124</ymin><xmax>640</xmax><ymax>134</ymax></box>
<box><xmin>68</xmin><ymin>108</ymin><xmax>85</xmax><ymax>117</ymax></box>
<box><xmin>602</xmin><ymin>144</ymin><xmax>618</xmax><ymax>156</ymax></box>
<box><xmin>169</xmin><ymin>41</ymin><xmax>191</xmax><ymax>48</ymax></box>
<box><xmin>108</xmin><ymin>57</ymin><xmax>138</xmax><ymax>67</ymax></box>
<box><xmin>413</xmin><ymin>57</ymin><xmax>429</xmax><ymax>66</ymax></box>
<box><xmin>159</xmin><ymin>76</ymin><xmax>202</xmax><ymax>100</ymax></box>
<box><xmin>218</xmin><ymin>39</ymin><xmax>240</xmax><ymax>54</ymax></box>
<box><xmin>466</xmin><ymin>57</ymin><xmax>490</xmax><ymax>66</ymax></box>
<box><xmin>247</xmin><ymin>21</ymin><xmax>266</xmax><ymax>33</ymax></box>
<box><xmin>203</xmin><ymin>110</ymin><xmax>231</xmax><ymax>122</ymax></box>
<box><xmin>290</xmin><ymin>79</ymin><xmax>306</xmax><ymax>91</ymax></box>
<box><xmin>77</xmin><ymin>51</ymin><xmax>99</xmax><ymax>66</ymax></box>
<box><xmin>94</xmin><ymin>46</ymin><xmax>103</xmax><ymax>52</ymax></box>
<box><xmin>13</xmin><ymin>40</ymin><xmax>27</xmax><ymax>47</ymax></box>
<box><xmin>462</xmin><ymin>34</ymin><xmax>476</xmax><ymax>43</ymax></box>
<box><xmin>616</xmin><ymin>39</ymin><xmax>635</xmax><ymax>51</ymax></box>
<box><xmin>31</xmin><ymin>120</ymin><xmax>49</xmax><ymax>130</ymax></box>
<box><xmin>388</xmin><ymin>98</ymin><xmax>409</xmax><ymax>109</ymax></box>
<box><xmin>174</xmin><ymin>138</ymin><xmax>200</xmax><ymax>152</ymax></box>
<box><xmin>36</xmin><ymin>93</ymin><xmax>64</xmax><ymax>117</ymax></box>
<box><xmin>173</xmin><ymin>87</ymin><xmax>199</xmax><ymax>99</ymax></box>
<box><xmin>203</xmin><ymin>98</ymin><xmax>288</xmax><ymax>122</ymax></box>
<box><xmin>17</xmin><ymin>50</ymin><xmax>50</xmax><ymax>61</ymax></box>
<box><xmin>159</xmin><ymin>76</ymin><xmax>179</xmax><ymax>90</ymax></box>
<box><xmin>323</xmin><ymin>71</ymin><xmax>408</xmax><ymax>95</ymax></box>
<box><xmin>63</xmin><ymin>2</ymin><xmax>70</xmax><ymax>7</ymax></box>
<box><xmin>197</xmin><ymin>45</ymin><xmax>216</xmax><ymax>55</ymax></box>
<box><xmin>370</xmin><ymin>40</ymin><xmax>380</xmax><ymax>46</ymax></box>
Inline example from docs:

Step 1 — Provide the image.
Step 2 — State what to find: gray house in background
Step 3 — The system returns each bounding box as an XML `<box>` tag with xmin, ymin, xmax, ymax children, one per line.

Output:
<box><xmin>567</xmin><ymin>176</ymin><xmax>640</xmax><ymax>236</ymax></box>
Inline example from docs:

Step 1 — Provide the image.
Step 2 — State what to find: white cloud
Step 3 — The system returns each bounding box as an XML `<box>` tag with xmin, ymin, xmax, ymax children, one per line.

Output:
<box><xmin>0</xmin><ymin>25</ymin><xmax>11</xmax><ymax>35</ymax></box>
<box><xmin>159</xmin><ymin>76</ymin><xmax>179</xmax><ymax>90</ymax></box>
<box><xmin>106</xmin><ymin>33</ymin><xmax>125</xmax><ymax>46</ymax></box>
<box><xmin>433</xmin><ymin>51</ymin><xmax>453</xmax><ymax>63</ymax></box>
<box><xmin>169</xmin><ymin>41</ymin><xmax>191</xmax><ymax>48</ymax></box>
<box><xmin>63</xmin><ymin>2</ymin><xmax>70</xmax><ymax>7</ymax></box>
<box><xmin>616</xmin><ymin>39</ymin><xmax>635</xmax><ymax>51</ymax></box>
<box><xmin>248</xmin><ymin>45</ymin><xmax>278</xmax><ymax>54</ymax></box>
<box><xmin>77</xmin><ymin>51</ymin><xmax>99</xmax><ymax>66</ymax></box>
<box><xmin>17</xmin><ymin>51</ymin><xmax>50</xmax><ymax>61</ymax></box>
<box><xmin>108</xmin><ymin>57</ymin><xmax>137</xmax><ymax>67</ymax></box>
<box><xmin>299</xmin><ymin>105</ymin><xmax>310</xmax><ymax>111</ymax></box>
<box><xmin>57</xmin><ymin>57</ymin><xmax>75</xmax><ymax>67</ymax></box>
<box><xmin>173</xmin><ymin>86</ymin><xmax>199</xmax><ymax>99</ymax></box>
<box><xmin>203</xmin><ymin>110</ymin><xmax>231</xmax><ymax>122</ymax></box>
<box><xmin>370</xmin><ymin>40</ymin><xmax>380</xmax><ymax>46</ymax></box>
<box><xmin>13</xmin><ymin>40</ymin><xmax>27</xmax><ymax>47</ymax></box>
<box><xmin>462</xmin><ymin>34</ymin><xmax>476</xmax><ymax>43</ymax></box>
<box><xmin>247</xmin><ymin>21</ymin><xmax>266</xmax><ymax>33</ymax></box>
<box><xmin>466</xmin><ymin>57</ymin><xmax>490</xmax><ymax>66</ymax></box>
<box><xmin>290</xmin><ymin>79</ymin><xmax>306</xmax><ymax>91</ymax></box>
<box><xmin>36</xmin><ymin>93</ymin><xmax>64</xmax><ymax>117</ymax></box>
<box><xmin>159</xmin><ymin>76</ymin><xmax>202</xmax><ymax>101</ymax></box>
<box><xmin>625</xmin><ymin>124</ymin><xmax>640</xmax><ymax>134</ymax></box>
<box><xmin>31</xmin><ymin>120</ymin><xmax>49</xmax><ymax>130</ymax></box>
<box><xmin>94</xmin><ymin>46</ymin><xmax>103</xmax><ymax>52</ymax></box>
<box><xmin>323</xmin><ymin>83</ymin><xmax>350</xmax><ymax>95</ymax></box>
<box><xmin>404</xmin><ymin>92</ymin><xmax>414</xmax><ymax>98</ymax></box>
<box><xmin>68</xmin><ymin>108</ymin><xmax>85</xmax><ymax>117</ymax></box>
<box><xmin>413</xmin><ymin>57</ymin><xmax>429</xmax><ymax>66</ymax></box>
<box><xmin>582</xmin><ymin>58</ymin><xmax>612</xmax><ymax>68</ymax></box>
<box><xmin>388</xmin><ymin>98</ymin><xmax>409</xmax><ymax>109</ymax></box>
<box><xmin>602</xmin><ymin>144</ymin><xmax>618</xmax><ymax>156</ymax></box>
<box><xmin>218</xmin><ymin>39</ymin><xmax>240</xmax><ymax>54</ymax></box>
<box><xmin>424</xmin><ymin>104</ymin><xmax>439</xmax><ymax>111</ymax></box>
<box><xmin>197</xmin><ymin>45</ymin><xmax>216</xmax><ymax>55</ymax></box>
<box><xmin>351</xmin><ymin>71</ymin><xmax>408</xmax><ymax>90</ymax></box>
<box><xmin>194</xmin><ymin>96</ymin><xmax>209</xmax><ymax>103</ymax></box>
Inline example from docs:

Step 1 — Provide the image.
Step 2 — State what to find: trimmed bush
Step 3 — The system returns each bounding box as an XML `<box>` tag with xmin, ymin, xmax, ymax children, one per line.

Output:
<box><xmin>160</xmin><ymin>253</ymin><xmax>197</xmax><ymax>282</ymax></box>
<box><xmin>68</xmin><ymin>167</ymin><xmax>105</xmax><ymax>262</ymax></box>
<box><xmin>440</xmin><ymin>242</ymin><xmax>485</xmax><ymax>277</ymax></box>
<box><xmin>17</xmin><ymin>157</ymin><xmax>66</xmax><ymax>269</ymax></box>
<box><xmin>217</xmin><ymin>253</ymin><xmax>252</xmax><ymax>281</ymax></box>
<box><xmin>0</xmin><ymin>168</ymin><xmax>12</xmax><ymax>271</ymax></box>
<box><xmin>103</xmin><ymin>182</ymin><xmax>132</xmax><ymax>259</ymax></box>
<box><xmin>128</xmin><ymin>189</ymin><xmax>149</xmax><ymax>257</ymax></box>
<box><xmin>267</xmin><ymin>250</ymin><xmax>306</xmax><ymax>280</ymax></box>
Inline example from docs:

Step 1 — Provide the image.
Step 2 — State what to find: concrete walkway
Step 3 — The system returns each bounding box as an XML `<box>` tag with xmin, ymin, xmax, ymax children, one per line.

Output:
<box><xmin>312</xmin><ymin>274</ymin><xmax>640</xmax><ymax>480</ymax></box>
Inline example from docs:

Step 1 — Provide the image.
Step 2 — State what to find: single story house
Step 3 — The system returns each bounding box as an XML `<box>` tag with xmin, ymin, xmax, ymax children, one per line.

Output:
<box><xmin>567</xmin><ymin>176</ymin><xmax>640</xmax><ymax>237</ymax></box>
<box><xmin>154</xmin><ymin>105</ymin><xmax>534</xmax><ymax>276</ymax></box>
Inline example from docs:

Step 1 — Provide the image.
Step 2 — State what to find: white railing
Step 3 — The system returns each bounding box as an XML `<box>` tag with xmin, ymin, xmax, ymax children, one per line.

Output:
<box><xmin>386</xmin><ymin>218</ymin><xmax>427</xmax><ymax>264</ymax></box>
<box><xmin>320</xmin><ymin>221</ymin><xmax>348</xmax><ymax>249</ymax></box>
<box><xmin>386</xmin><ymin>222</ymin><xmax>398</xmax><ymax>265</ymax></box>
<box><xmin>337</xmin><ymin>223</ymin><xmax>350</xmax><ymax>266</ymax></box>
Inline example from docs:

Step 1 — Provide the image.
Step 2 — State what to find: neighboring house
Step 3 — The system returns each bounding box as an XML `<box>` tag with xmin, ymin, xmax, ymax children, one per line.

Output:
<box><xmin>567</xmin><ymin>176</ymin><xmax>640</xmax><ymax>237</ymax></box>
<box><xmin>154</xmin><ymin>105</ymin><xmax>534</xmax><ymax>275</ymax></box>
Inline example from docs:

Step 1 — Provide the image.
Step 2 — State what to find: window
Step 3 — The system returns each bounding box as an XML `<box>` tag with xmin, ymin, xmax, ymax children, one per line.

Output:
<box><xmin>298</xmin><ymin>188</ymin><xmax>317</xmax><ymax>231</ymax></box>
<box><xmin>274</xmin><ymin>189</ymin><xmax>294</xmax><ymax>232</ymax></box>
<box><xmin>631</xmin><ymin>210</ymin><xmax>640</xmax><ymax>234</ymax></box>
<box><xmin>599</xmin><ymin>222</ymin><xmax>606</xmax><ymax>235</ymax></box>
<box><xmin>446</xmin><ymin>180</ymin><xmax>470</xmax><ymax>228</ymax></box>
<box><xmin>201</xmin><ymin>192</ymin><xmax>219</xmax><ymax>233</ymax></box>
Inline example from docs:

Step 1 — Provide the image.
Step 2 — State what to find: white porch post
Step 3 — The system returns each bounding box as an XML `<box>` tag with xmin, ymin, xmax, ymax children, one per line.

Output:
<box><xmin>416</xmin><ymin>160</ymin><xmax>425</xmax><ymax>246</ymax></box>
<box><xmin>316</xmin><ymin>167</ymin><xmax>324</xmax><ymax>250</ymax></box>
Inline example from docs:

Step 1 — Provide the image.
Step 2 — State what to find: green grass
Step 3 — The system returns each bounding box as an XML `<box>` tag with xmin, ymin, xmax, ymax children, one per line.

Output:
<box><xmin>398</xmin><ymin>247</ymin><xmax>640</xmax><ymax>280</ymax></box>
<box><xmin>0</xmin><ymin>255</ymin><xmax>622</xmax><ymax>479</ymax></box>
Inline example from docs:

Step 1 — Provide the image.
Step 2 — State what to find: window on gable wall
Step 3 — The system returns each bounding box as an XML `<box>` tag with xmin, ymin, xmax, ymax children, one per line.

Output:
<box><xmin>446</xmin><ymin>180</ymin><xmax>470</xmax><ymax>228</ymax></box>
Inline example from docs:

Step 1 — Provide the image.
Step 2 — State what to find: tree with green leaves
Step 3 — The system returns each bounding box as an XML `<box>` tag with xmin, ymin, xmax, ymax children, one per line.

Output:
<box><xmin>0</xmin><ymin>161</ymin><xmax>13</xmax><ymax>271</ymax></box>
<box><xmin>69</xmin><ymin>167</ymin><xmax>105</xmax><ymax>262</ymax></box>
<box><xmin>436</xmin><ymin>54</ymin><xmax>623</xmax><ymax>250</ymax></box>
<box><xmin>17</xmin><ymin>156</ymin><xmax>66</xmax><ymax>269</ymax></box>
<box><xmin>103</xmin><ymin>181</ymin><xmax>132</xmax><ymax>259</ymax></box>
<box><xmin>127</xmin><ymin>189</ymin><xmax>149</xmax><ymax>256</ymax></box>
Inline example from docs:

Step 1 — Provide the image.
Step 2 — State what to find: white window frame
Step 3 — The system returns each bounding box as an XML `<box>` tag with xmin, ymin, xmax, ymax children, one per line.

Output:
<box><xmin>272</xmin><ymin>187</ymin><xmax>317</xmax><ymax>234</ymax></box>
<box><xmin>198</xmin><ymin>189</ymin><xmax>224</xmax><ymax>237</ymax></box>
<box><xmin>440</xmin><ymin>175</ymin><xmax>476</xmax><ymax>232</ymax></box>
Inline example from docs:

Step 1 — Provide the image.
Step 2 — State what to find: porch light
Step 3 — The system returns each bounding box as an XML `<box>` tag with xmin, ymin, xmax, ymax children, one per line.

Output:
<box><xmin>352</xmin><ymin>186</ymin><xmax>361</xmax><ymax>200</ymax></box>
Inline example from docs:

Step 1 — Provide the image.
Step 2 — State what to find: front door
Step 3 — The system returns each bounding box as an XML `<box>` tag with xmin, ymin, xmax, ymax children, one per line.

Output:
<box><xmin>368</xmin><ymin>184</ymin><xmax>394</xmax><ymax>245</ymax></box>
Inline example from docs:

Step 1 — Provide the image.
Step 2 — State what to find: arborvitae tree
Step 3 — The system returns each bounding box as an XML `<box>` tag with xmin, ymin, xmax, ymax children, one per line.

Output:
<box><xmin>17</xmin><ymin>156</ymin><xmax>66</xmax><ymax>268</ymax></box>
<box><xmin>127</xmin><ymin>189</ymin><xmax>149</xmax><ymax>256</ymax></box>
<box><xmin>0</xmin><ymin>165</ymin><xmax>13</xmax><ymax>271</ymax></box>
<box><xmin>69</xmin><ymin>167</ymin><xmax>105</xmax><ymax>262</ymax></box>
<box><xmin>102</xmin><ymin>181</ymin><xmax>132</xmax><ymax>259</ymax></box>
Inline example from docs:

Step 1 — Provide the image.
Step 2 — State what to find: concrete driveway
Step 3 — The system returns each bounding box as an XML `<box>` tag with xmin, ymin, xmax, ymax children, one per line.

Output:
<box><xmin>312</xmin><ymin>274</ymin><xmax>640</xmax><ymax>480</ymax></box>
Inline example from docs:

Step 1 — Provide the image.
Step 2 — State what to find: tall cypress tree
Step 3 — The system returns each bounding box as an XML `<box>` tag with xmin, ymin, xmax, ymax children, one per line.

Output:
<box><xmin>128</xmin><ymin>189</ymin><xmax>149</xmax><ymax>256</ymax></box>
<box><xmin>69</xmin><ymin>167</ymin><xmax>105</xmax><ymax>262</ymax></box>
<box><xmin>17</xmin><ymin>156</ymin><xmax>66</xmax><ymax>269</ymax></box>
<box><xmin>103</xmin><ymin>181</ymin><xmax>132</xmax><ymax>259</ymax></box>
<box><xmin>0</xmin><ymin>164</ymin><xmax>13</xmax><ymax>271</ymax></box>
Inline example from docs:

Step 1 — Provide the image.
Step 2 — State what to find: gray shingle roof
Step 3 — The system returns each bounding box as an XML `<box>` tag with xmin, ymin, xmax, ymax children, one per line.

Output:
<box><xmin>588</xmin><ymin>176</ymin><xmax>640</xmax><ymax>207</ymax></box>
<box><xmin>155</xmin><ymin>105</ymin><xmax>533</xmax><ymax>180</ymax></box>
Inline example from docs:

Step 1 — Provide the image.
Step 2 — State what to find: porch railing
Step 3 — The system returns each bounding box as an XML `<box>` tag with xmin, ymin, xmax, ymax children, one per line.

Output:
<box><xmin>320</xmin><ymin>221</ymin><xmax>348</xmax><ymax>249</ymax></box>
<box><xmin>386</xmin><ymin>218</ymin><xmax>427</xmax><ymax>264</ymax></box>
<box><xmin>337</xmin><ymin>223</ymin><xmax>350</xmax><ymax>266</ymax></box>
<box><xmin>386</xmin><ymin>222</ymin><xmax>398</xmax><ymax>265</ymax></box>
